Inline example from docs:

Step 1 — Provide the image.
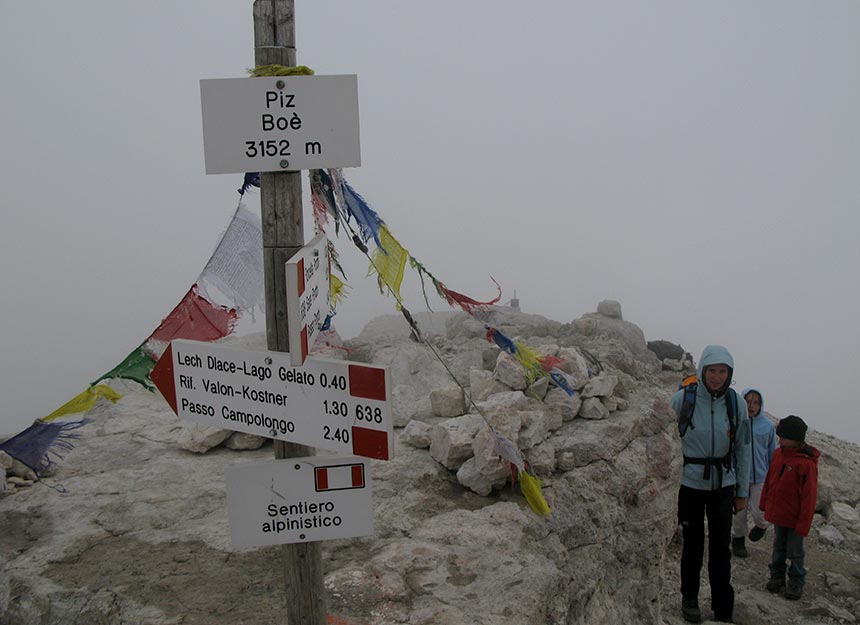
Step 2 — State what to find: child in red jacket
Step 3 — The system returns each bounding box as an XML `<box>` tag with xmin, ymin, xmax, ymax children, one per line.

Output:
<box><xmin>759</xmin><ymin>415</ymin><xmax>819</xmax><ymax>600</ymax></box>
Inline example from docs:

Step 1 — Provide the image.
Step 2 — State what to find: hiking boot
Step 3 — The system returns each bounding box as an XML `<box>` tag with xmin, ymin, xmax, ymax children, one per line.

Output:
<box><xmin>748</xmin><ymin>526</ymin><xmax>767</xmax><ymax>542</ymax></box>
<box><xmin>766</xmin><ymin>575</ymin><xmax>786</xmax><ymax>594</ymax></box>
<box><xmin>731</xmin><ymin>537</ymin><xmax>748</xmax><ymax>558</ymax></box>
<box><xmin>785</xmin><ymin>579</ymin><xmax>804</xmax><ymax>600</ymax></box>
<box><xmin>681</xmin><ymin>597</ymin><xmax>702</xmax><ymax>623</ymax></box>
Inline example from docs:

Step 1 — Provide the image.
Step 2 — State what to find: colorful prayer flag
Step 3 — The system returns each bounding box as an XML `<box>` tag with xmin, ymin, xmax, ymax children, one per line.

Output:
<box><xmin>199</xmin><ymin>205</ymin><xmax>264</xmax><ymax>313</ymax></box>
<box><xmin>40</xmin><ymin>385</ymin><xmax>123</xmax><ymax>423</ymax></box>
<box><xmin>149</xmin><ymin>285</ymin><xmax>238</xmax><ymax>345</ymax></box>
<box><xmin>369</xmin><ymin>226</ymin><xmax>408</xmax><ymax>299</ymax></box>
<box><xmin>92</xmin><ymin>345</ymin><xmax>157</xmax><ymax>390</ymax></box>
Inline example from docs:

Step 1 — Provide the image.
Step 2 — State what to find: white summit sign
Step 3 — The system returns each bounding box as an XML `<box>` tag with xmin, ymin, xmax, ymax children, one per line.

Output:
<box><xmin>225</xmin><ymin>455</ymin><xmax>374</xmax><ymax>546</ymax></box>
<box><xmin>200</xmin><ymin>75</ymin><xmax>361</xmax><ymax>174</ymax></box>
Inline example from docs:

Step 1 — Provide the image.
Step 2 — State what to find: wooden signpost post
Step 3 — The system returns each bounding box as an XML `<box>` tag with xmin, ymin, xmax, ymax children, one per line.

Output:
<box><xmin>253</xmin><ymin>2</ymin><xmax>325</xmax><ymax>620</ymax></box>
<box><xmin>187</xmin><ymin>2</ymin><xmax>365</xmax><ymax>621</ymax></box>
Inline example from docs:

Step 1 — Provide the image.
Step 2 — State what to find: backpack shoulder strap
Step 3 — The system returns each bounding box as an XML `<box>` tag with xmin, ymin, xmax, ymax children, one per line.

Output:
<box><xmin>678</xmin><ymin>376</ymin><xmax>698</xmax><ymax>436</ymax></box>
<box><xmin>725</xmin><ymin>387</ymin><xmax>740</xmax><ymax>470</ymax></box>
<box><xmin>726</xmin><ymin>388</ymin><xmax>739</xmax><ymax>436</ymax></box>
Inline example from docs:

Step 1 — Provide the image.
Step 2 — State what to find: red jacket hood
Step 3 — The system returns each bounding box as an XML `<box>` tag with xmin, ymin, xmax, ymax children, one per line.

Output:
<box><xmin>781</xmin><ymin>444</ymin><xmax>820</xmax><ymax>464</ymax></box>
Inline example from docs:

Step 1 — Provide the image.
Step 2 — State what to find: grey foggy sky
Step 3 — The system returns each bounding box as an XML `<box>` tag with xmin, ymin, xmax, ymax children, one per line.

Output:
<box><xmin>1</xmin><ymin>2</ymin><xmax>858</xmax><ymax>443</ymax></box>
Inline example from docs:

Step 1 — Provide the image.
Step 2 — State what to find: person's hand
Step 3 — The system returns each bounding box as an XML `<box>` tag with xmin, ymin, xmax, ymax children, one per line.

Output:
<box><xmin>734</xmin><ymin>497</ymin><xmax>748</xmax><ymax>513</ymax></box>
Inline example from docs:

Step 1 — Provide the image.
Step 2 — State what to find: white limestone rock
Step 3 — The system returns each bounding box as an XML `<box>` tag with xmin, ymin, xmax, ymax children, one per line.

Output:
<box><xmin>597</xmin><ymin>299</ymin><xmax>623</xmax><ymax>319</ymax></box>
<box><xmin>544</xmin><ymin>387</ymin><xmax>583</xmax><ymax>422</ymax></box>
<box><xmin>566</xmin><ymin>309</ymin><xmax>662</xmax><ymax>377</ymax></box>
<box><xmin>818</xmin><ymin>524</ymin><xmax>845</xmax><ymax>547</ymax></box>
<box><xmin>581</xmin><ymin>373</ymin><xmax>619</xmax><ymax>398</ymax></box>
<box><xmin>429</xmin><ymin>414</ymin><xmax>485</xmax><ymax>470</ymax></box>
<box><xmin>555</xmin><ymin>417</ymin><xmax>642</xmax><ymax>472</ymax></box>
<box><xmin>662</xmin><ymin>358</ymin><xmax>684</xmax><ymax>372</ymax></box>
<box><xmin>518</xmin><ymin>410</ymin><xmax>550</xmax><ymax>450</ymax></box>
<box><xmin>176</xmin><ymin>423</ymin><xmax>232</xmax><ymax>453</ymax></box>
<box><xmin>825</xmin><ymin>572</ymin><xmax>860</xmax><ymax>598</ymax></box>
<box><xmin>473</xmin><ymin>390</ymin><xmax>533</xmax><ymax>416</ymax></box>
<box><xmin>829</xmin><ymin>501</ymin><xmax>860</xmax><ymax>527</ymax></box>
<box><xmin>469</xmin><ymin>368</ymin><xmax>509</xmax><ymax>403</ymax></box>
<box><xmin>456</xmin><ymin>453</ymin><xmax>508</xmax><ymax>496</ymax></box>
<box><xmin>542</xmin><ymin>401</ymin><xmax>564</xmax><ymax>432</ymax></box>
<box><xmin>526</xmin><ymin>376</ymin><xmax>550</xmax><ymax>401</ymax></box>
<box><xmin>800</xmin><ymin>601</ymin><xmax>857</xmax><ymax>623</ymax></box>
<box><xmin>0</xmin><ymin>451</ymin><xmax>13</xmax><ymax>470</ymax></box>
<box><xmin>493</xmin><ymin>352</ymin><xmax>528</xmax><ymax>390</ymax></box>
<box><xmin>556</xmin><ymin>347</ymin><xmax>591</xmax><ymax>390</ymax></box>
<box><xmin>5</xmin><ymin>455</ymin><xmax>37</xmax><ymax>482</ymax></box>
<box><xmin>457</xmin><ymin>413</ymin><xmax>521</xmax><ymax>495</ymax></box>
<box><xmin>402</xmin><ymin>420</ymin><xmax>434</xmax><ymax>449</ymax></box>
<box><xmin>445</xmin><ymin>346</ymin><xmax>485</xmax><ymax>388</ymax></box>
<box><xmin>579</xmin><ymin>397</ymin><xmax>610</xmax><ymax>420</ymax></box>
<box><xmin>430</xmin><ymin>386</ymin><xmax>466</xmax><ymax>418</ymax></box>
<box><xmin>482</xmin><ymin>345</ymin><xmax>501</xmax><ymax>370</ymax></box>
<box><xmin>526</xmin><ymin>440</ymin><xmax>557</xmax><ymax>476</ymax></box>
<box><xmin>391</xmin><ymin>383</ymin><xmax>433</xmax><ymax>427</ymax></box>
<box><xmin>223</xmin><ymin>431</ymin><xmax>267</xmax><ymax>450</ymax></box>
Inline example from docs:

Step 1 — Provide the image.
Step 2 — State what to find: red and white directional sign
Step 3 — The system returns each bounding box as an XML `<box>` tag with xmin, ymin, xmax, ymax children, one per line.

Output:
<box><xmin>285</xmin><ymin>233</ymin><xmax>330</xmax><ymax>366</ymax></box>
<box><xmin>225</xmin><ymin>455</ymin><xmax>374</xmax><ymax>547</ymax></box>
<box><xmin>200</xmin><ymin>75</ymin><xmax>361</xmax><ymax>174</ymax></box>
<box><xmin>151</xmin><ymin>339</ymin><xmax>393</xmax><ymax>460</ymax></box>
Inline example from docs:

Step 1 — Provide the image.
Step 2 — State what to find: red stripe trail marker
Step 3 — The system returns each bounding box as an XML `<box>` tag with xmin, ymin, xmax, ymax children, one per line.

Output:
<box><xmin>285</xmin><ymin>233</ymin><xmax>329</xmax><ymax>367</ymax></box>
<box><xmin>314</xmin><ymin>462</ymin><xmax>365</xmax><ymax>492</ymax></box>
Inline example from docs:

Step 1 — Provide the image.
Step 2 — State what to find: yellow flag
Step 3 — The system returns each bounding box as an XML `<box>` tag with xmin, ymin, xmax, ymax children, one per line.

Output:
<box><xmin>512</xmin><ymin>341</ymin><xmax>546</xmax><ymax>384</ymax></box>
<box><xmin>520</xmin><ymin>471</ymin><xmax>551</xmax><ymax>516</ymax></box>
<box><xmin>330</xmin><ymin>274</ymin><xmax>348</xmax><ymax>307</ymax></box>
<box><xmin>40</xmin><ymin>385</ymin><xmax>123</xmax><ymax>423</ymax></box>
<box><xmin>369</xmin><ymin>225</ymin><xmax>408</xmax><ymax>299</ymax></box>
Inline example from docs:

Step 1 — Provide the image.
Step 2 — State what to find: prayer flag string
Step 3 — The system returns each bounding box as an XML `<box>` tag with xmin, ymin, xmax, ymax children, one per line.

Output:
<box><xmin>310</xmin><ymin>168</ymin><xmax>552</xmax><ymax>516</ymax></box>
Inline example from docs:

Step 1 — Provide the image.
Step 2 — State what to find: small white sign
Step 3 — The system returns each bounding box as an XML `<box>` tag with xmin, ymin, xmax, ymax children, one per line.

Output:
<box><xmin>225</xmin><ymin>455</ymin><xmax>374</xmax><ymax>547</ymax></box>
<box><xmin>165</xmin><ymin>339</ymin><xmax>393</xmax><ymax>460</ymax></box>
<box><xmin>285</xmin><ymin>233</ymin><xmax>330</xmax><ymax>366</ymax></box>
<box><xmin>200</xmin><ymin>75</ymin><xmax>361</xmax><ymax>174</ymax></box>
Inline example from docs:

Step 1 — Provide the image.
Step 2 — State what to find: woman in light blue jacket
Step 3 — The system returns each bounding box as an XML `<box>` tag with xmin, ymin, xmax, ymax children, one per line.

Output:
<box><xmin>731</xmin><ymin>387</ymin><xmax>777</xmax><ymax>557</ymax></box>
<box><xmin>671</xmin><ymin>345</ymin><xmax>751</xmax><ymax>624</ymax></box>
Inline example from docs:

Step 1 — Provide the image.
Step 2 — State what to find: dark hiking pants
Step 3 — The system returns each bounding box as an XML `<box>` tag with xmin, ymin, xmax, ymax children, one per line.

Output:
<box><xmin>770</xmin><ymin>524</ymin><xmax>807</xmax><ymax>584</ymax></box>
<box><xmin>678</xmin><ymin>485</ymin><xmax>735</xmax><ymax>619</ymax></box>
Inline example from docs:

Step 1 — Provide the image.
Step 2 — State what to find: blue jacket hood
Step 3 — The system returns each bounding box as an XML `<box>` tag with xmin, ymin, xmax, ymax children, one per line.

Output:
<box><xmin>697</xmin><ymin>345</ymin><xmax>735</xmax><ymax>394</ymax></box>
<box><xmin>742</xmin><ymin>387</ymin><xmax>764</xmax><ymax>416</ymax></box>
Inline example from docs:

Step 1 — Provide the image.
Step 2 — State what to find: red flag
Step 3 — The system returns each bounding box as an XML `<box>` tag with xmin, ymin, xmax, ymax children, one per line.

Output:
<box><xmin>149</xmin><ymin>285</ymin><xmax>238</xmax><ymax>344</ymax></box>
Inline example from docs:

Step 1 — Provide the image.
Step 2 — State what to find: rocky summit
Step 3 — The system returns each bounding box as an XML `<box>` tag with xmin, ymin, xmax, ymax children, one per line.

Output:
<box><xmin>2</xmin><ymin>302</ymin><xmax>859</xmax><ymax>625</ymax></box>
